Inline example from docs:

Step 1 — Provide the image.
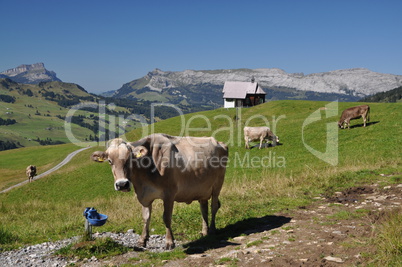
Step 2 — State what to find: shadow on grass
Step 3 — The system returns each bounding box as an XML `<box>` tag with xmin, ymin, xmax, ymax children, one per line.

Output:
<box><xmin>249</xmin><ymin>142</ymin><xmax>283</xmax><ymax>149</ymax></box>
<box><xmin>183</xmin><ymin>214</ymin><xmax>291</xmax><ymax>254</ymax></box>
<box><xmin>348</xmin><ymin>121</ymin><xmax>380</xmax><ymax>129</ymax></box>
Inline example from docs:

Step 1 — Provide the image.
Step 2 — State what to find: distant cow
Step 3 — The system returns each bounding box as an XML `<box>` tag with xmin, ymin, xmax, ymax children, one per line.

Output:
<box><xmin>91</xmin><ymin>134</ymin><xmax>228</xmax><ymax>250</ymax></box>
<box><xmin>338</xmin><ymin>105</ymin><xmax>370</xmax><ymax>129</ymax></box>
<box><xmin>26</xmin><ymin>165</ymin><xmax>37</xmax><ymax>182</ymax></box>
<box><xmin>244</xmin><ymin>126</ymin><xmax>279</xmax><ymax>149</ymax></box>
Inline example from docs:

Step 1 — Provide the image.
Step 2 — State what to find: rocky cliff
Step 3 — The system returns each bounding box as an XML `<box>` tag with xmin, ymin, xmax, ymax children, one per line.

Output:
<box><xmin>0</xmin><ymin>63</ymin><xmax>61</xmax><ymax>84</ymax></box>
<box><xmin>113</xmin><ymin>68</ymin><xmax>402</xmax><ymax>99</ymax></box>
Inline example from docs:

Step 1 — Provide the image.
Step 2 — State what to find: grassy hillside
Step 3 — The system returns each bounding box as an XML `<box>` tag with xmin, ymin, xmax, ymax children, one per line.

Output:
<box><xmin>0</xmin><ymin>143</ymin><xmax>81</xmax><ymax>191</ymax></box>
<box><xmin>0</xmin><ymin>79</ymin><xmax>136</xmax><ymax>150</ymax></box>
<box><xmin>0</xmin><ymin>79</ymin><xmax>97</xmax><ymax>147</ymax></box>
<box><xmin>0</xmin><ymin>100</ymin><xmax>400</xmax><ymax>254</ymax></box>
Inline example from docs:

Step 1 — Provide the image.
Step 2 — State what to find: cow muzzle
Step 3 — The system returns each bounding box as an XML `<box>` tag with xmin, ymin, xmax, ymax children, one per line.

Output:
<box><xmin>114</xmin><ymin>178</ymin><xmax>131</xmax><ymax>192</ymax></box>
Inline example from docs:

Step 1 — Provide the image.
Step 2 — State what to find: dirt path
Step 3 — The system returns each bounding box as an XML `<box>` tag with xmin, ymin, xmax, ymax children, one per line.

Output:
<box><xmin>0</xmin><ymin>146</ymin><xmax>91</xmax><ymax>194</ymax></box>
<box><xmin>94</xmin><ymin>181</ymin><xmax>401</xmax><ymax>267</ymax></box>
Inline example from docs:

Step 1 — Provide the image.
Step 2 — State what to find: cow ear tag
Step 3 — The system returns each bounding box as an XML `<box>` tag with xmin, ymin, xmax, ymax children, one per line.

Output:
<box><xmin>132</xmin><ymin>146</ymin><xmax>147</xmax><ymax>159</ymax></box>
<box><xmin>98</xmin><ymin>154</ymin><xmax>108</xmax><ymax>162</ymax></box>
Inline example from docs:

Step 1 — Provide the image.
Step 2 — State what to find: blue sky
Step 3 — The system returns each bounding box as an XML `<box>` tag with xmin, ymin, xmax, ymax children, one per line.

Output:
<box><xmin>1</xmin><ymin>0</ymin><xmax>401</xmax><ymax>93</ymax></box>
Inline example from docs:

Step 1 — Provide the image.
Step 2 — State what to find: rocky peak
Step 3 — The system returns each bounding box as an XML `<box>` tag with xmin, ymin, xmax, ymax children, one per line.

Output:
<box><xmin>1</xmin><ymin>63</ymin><xmax>45</xmax><ymax>77</ymax></box>
<box><xmin>0</xmin><ymin>63</ymin><xmax>61</xmax><ymax>84</ymax></box>
<box><xmin>146</xmin><ymin>68</ymin><xmax>167</xmax><ymax>78</ymax></box>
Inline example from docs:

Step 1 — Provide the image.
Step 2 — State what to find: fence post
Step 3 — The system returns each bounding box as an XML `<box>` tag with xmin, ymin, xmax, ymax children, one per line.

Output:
<box><xmin>84</xmin><ymin>217</ymin><xmax>92</xmax><ymax>240</ymax></box>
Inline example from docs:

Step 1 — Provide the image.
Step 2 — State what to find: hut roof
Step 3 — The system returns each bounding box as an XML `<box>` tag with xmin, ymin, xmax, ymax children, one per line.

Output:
<box><xmin>222</xmin><ymin>81</ymin><xmax>266</xmax><ymax>99</ymax></box>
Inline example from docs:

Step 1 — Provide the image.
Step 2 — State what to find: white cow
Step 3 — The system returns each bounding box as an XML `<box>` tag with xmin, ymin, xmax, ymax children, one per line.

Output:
<box><xmin>244</xmin><ymin>126</ymin><xmax>279</xmax><ymax>149</ymax></box>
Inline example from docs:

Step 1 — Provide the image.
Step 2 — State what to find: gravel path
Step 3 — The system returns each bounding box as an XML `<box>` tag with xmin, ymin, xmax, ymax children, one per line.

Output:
<box><xmin>0</xmin><ymin>231</ymin><xmax>174</xmax><ymax>267</ymax></box>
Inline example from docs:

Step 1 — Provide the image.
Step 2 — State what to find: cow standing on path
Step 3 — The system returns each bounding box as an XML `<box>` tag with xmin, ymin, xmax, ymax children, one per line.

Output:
<box><xmin>338</xmin><ymin>105</ymin><xmax>370</xmax><ymax>129</ymax></box>
<box><xmin>26</xmin><ymin>165</ymin><xmax>37</xmax><ymax>182</ymax></box>
<box><xmin>91</xmin><ymin>134</ymin><xmax>228</xmax><ymax>250</ymax></box>
<box><xmin>244</xmin><ymin>126</ymin><xmax>279</xmax><ymax>149</ymax></box>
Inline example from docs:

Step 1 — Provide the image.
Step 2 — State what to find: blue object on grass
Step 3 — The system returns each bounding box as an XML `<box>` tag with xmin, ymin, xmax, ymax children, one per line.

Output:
<box><xmin>83</xmin><ymin>207</ymin><xmax>108</xmax><ymax>226</ymax></box>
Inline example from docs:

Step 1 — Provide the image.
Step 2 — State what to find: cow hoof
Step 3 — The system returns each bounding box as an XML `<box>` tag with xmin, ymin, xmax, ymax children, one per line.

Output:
<box><xmin>137</xmin><ymin>240</ymin><xmax>147</xmax><ymax>248</ymax></box>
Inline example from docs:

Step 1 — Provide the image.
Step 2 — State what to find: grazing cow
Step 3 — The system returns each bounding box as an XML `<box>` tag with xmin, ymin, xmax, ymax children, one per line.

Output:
<box><xmin>244</xmin><ymin>126</ymin><xmax>279</xmax><ymax>149</ymax></box>
<box><xmin>338</xmin><ymin>105</ymin><xmax>370</xmax><ymax>129</ymax></box>
<box><xmin>26</xmin><ymin>165</ymin><xmax>37</xmax><ymax>182</ymax></box>
<box><xmin>91</xmin><ymin>134</ymin><xmax>228</xmax><ymax>250</ymax></box>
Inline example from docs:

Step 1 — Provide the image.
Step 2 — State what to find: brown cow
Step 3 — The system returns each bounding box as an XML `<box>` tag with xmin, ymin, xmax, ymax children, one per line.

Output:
<box><xmin>91</xmin><ymin>134</ymin><xmax>228</xmax><ymax>249</ymax></box>
<box><xmin>26</xmin><ymin>165</ymin><xmax>37</xmax><ymax>182</ymax></box>
<box><xmin>338</xmin><ymin>105</ymin><xmax>370</xmax><ymax>129</ymax></box>
<box><xmin>244</xmin><ymin>126</ymin><xmax>279</xmax><ymax>149</ymax></box>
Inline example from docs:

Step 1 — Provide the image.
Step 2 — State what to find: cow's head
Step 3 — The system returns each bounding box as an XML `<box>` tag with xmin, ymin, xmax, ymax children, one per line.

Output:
<box><xmin>338</xmin><ymin>121</ymin><xmax>344</xmax><ymax>129</ymax></box>
<box><xmin>91</xmin><ymin>135</ymin><xmax>173</xmax><ymax>192</ymax></box>
<box><xmin>91</xmin><ymin>138</ymin><xmax>148</xmax><ymax>192</ymax></box>
<box><xmin>268</xmin><ymin>135</ymin><xmax>280</xmax><ymax>145</ymax></box>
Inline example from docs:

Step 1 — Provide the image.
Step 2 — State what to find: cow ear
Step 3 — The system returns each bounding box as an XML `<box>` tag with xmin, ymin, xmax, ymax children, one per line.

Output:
<box><xmin>131</xmin><ymin>146</ymin><xmax>148</xmax><ymax>159</ymax></box>
<box><xmin>91</xmin><ymin>151</ymin><xmax>108</xmax><ymax>163</ymax></box>
<box><xmin>150</xmin><ymin>134</ymin><xmax>173</xmax><ymax>176</ymax></box>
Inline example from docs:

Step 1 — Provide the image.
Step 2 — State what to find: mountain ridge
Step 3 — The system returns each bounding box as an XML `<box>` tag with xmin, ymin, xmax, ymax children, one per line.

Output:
<box><xmin>107</xmin><ymin>68</ymin><xmax>402</xmax><ymax>107</ymax></box>
<box><xmin>111</xmin><ymin>67</ymin><xmax>402</xmax><ymax>99</ymax></box>
<box><xmin>0</xmin><ymin>63</ymin><xmax>61</xmax><ymax>84</ymax></box>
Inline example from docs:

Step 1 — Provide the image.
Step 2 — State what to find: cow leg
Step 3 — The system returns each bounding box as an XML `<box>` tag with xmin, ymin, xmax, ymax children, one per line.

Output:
<box><xmin>259</xmin><ymin>137</ymin><xmax>263</xmax><ymax>149</ymax></box>
<box><xmin>163</xmin><ymin>199</ymin><xmax>175</xmax><ymax>250</ymax></box>
<box><xmin>138</xmin><ymin>205</ymin><xmax>152</xmax><ymax>247</ymax></box>
<box><xmin>244</xmin><ymin>137</ymin><xmax>249</xmax><ymax>149</ymax></box>
<box><xmin>362</xmin><ymin>115</ymin><xmax>367</xmax><ymax>127</ymax></box>
<box><xmin>209</xmin><ymin>195</ymin><xmax>221</xmax><ymax>234</ymax></box>
<box><xmin>199</xmin><ymin>200</ymin><xmax>209</xmax><ymax>236</ymax></box>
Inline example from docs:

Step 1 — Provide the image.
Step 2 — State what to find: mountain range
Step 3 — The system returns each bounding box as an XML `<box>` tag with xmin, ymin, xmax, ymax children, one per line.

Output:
<box><xmin>108</xmin><ymin>68</ymin><xmax>402</xmax><ymax>105</ymax></box>
<box><xmin>2</xmin><ymin>63</ymin><xmax>402</xmax><ymax>106</ymax></box>
<box><xmin>1</xmin><ymin>63</ymin><xmax>401</xmax><ymax>151</ymax></box>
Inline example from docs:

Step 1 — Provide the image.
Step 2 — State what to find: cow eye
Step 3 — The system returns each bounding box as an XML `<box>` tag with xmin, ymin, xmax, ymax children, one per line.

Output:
<box><xmin>108</xmin><ymin>159</ymin><xmax>113</xmax><ymax>165</ymax></box>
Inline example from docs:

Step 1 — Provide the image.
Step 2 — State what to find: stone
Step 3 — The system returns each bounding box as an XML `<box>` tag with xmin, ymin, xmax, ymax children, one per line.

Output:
<box><xmin>324</xmin><ymin>256</ymin><xmax>344</xmax><ymax>263</ymax></box>
<box><xmin>233</xmin><ymin>236</ymin><xmax>246</xmax><ymax>242</ymax></box>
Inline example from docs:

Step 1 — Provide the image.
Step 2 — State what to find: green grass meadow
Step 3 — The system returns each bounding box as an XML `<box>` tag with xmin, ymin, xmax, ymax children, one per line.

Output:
<box><xmin>0</xmin><ymin>144</ymin><xmax>81</xmax><ymax>191</ymax></box>
<box><xmin>0</xmin><ymin>100</ymin><xmax>401</xmax><ymax>263</ymax></box>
